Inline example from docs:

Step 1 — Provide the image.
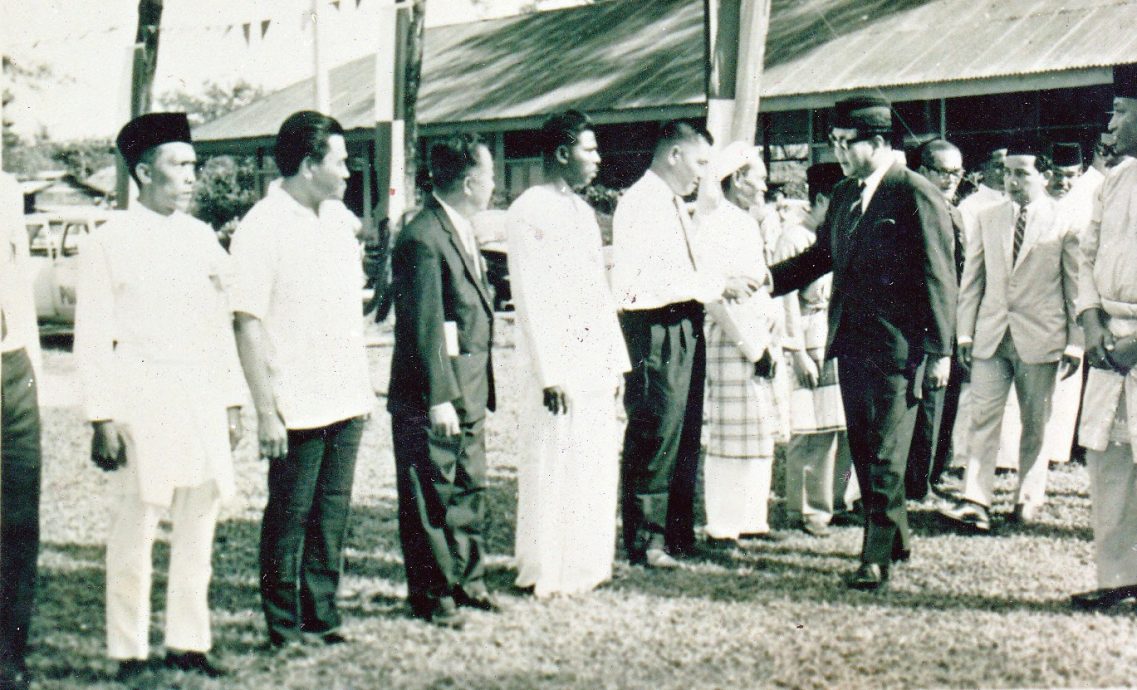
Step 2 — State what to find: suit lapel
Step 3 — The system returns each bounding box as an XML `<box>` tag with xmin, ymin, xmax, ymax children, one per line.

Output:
<box><xmin>1014</xmin><ymin>199</ymin><xmax>1052</xmax><ymax>269</ymax></box>
<box><xmin>430</xmin><ymin>202</ymin><xmax>494</xmax><ymax>313</ymax></box>
<box><xmin>998</xmin><ymin>203</ymin><xmax>1015</xmax><ymax>275</ymax></box>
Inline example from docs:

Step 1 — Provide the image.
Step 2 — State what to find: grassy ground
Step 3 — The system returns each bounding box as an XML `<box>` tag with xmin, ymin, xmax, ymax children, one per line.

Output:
<box><xmin>26</xmin><ymin>322</ymin><xmax>1137</xmax><ymax>689</ymax></box>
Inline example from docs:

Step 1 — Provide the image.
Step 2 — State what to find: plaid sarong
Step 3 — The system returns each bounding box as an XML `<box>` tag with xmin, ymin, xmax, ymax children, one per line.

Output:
<box><xmin>704</xmin><ymin>321</ymin><xmax>779</xmax><ymax>459</ymax></box>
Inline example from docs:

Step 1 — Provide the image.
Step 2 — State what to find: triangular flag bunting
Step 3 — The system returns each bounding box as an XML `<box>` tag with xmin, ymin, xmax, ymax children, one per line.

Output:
<box><xmin>331</xmin><ymin>0</ymin><xmax>341</xmax><ymax>9</ymax></box>
<box><xmin>242</xmin><ymin>22</ymin><xmax>251</xmax><ymax>44</ymax></box>
<box><xmin>260</xmin><ymin>19</ymin><xmax>271</xmax><ymax>38</ymax></box>
<box><xmin>355</xmin><ymin>0</ymin><xmax>363</xmax><ymax>7</ymax></box>
<box><xmin>223</xmin><ymin>24</ymin><xmax>233</xmax><ymax>37</ymax></box>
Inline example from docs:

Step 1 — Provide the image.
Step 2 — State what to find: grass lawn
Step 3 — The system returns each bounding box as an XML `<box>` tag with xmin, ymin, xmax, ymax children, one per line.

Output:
<box><xmin>27</xmin><ymin>322</ymin><xmax>1137</xmax><ymax>689</ymax></box>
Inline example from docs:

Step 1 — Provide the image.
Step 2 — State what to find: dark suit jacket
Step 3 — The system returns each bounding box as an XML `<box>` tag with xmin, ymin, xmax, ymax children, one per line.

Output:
<box><xmin>387</xmin><ymin>197</ymin><xmax>495</xmax><ymax>421</ymax></box>
<box><xmin>771</xmin><ymin>162</ymin><xmax>957</xmax><ymax>369</ymax></box>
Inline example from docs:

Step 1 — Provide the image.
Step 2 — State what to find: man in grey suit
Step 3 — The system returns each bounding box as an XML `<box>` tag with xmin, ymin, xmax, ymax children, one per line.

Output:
<box><xmin>940</xmin><ymin>140</ymin><xmax>1081</xmax><ymax>533</ymax></box>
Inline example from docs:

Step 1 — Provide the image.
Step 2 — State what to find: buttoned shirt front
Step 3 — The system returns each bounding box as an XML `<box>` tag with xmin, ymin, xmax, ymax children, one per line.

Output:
<box><xmin>229</xmin><ymin>185</ymin><xmax>373</xmax><ymax>429</ymax></box>
<box><xmin>611</xmin><ymin>170</ymin><xmax>724</xmax><ymax>311</ymax></box>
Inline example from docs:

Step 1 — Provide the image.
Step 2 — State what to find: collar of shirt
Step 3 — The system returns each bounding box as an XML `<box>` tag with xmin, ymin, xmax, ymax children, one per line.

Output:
<box><xmin>434</xmin><ymin>193</ymin><xmax>479</xmax><ymax>258</ymax></box>
<box><xmin>859</xmin><ymin>161</ymin><xmax>892</xmax><ymax>212</ymax></box>
<box><xmin>266</xmin><ymin>183</ymin><xmax>322</xmax><ymax>221</ymax></box>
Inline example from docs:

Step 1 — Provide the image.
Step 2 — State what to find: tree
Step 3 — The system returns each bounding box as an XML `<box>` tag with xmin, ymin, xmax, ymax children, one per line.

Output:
<box><xmin>158</xmin><ymin>80</ymin><xmax>265</xmax><ymax>127</ymax></box>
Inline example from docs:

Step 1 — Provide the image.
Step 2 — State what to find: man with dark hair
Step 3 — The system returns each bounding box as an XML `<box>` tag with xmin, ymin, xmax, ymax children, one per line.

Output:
<box><xmin>231</xmin><ymin>110</ymin><xmax>372</xmax><ymax>648</ymax></box>
<box><xmin>939</xmin><ymin>140</ymin><xmax>1081</xmax><ymax>533</ymax></box>
<box><xmin>778</xmin><ymin>162</ymin><xmax>857</xmax><ymax>537</ymax></box>
<box><xmin>508</xmin><ymin>111</ymin><xmax>628</xmax><ymax>596</ymax></box>
<box><xmin>1047</xmin><ymin>143</ymin><xmax>1084</xmax><ymax>201</ymax></box>
<box><xmin>768</xmin><ymin>96</ymin><xmax>957</xmax><ymax>590</ymax></box>
<box><xmin>959</xmin><ymin>144</ymin><xmax>1009</xmax><ymax>238</ymax></box>
<box><xmin>0</xmin><ymin>170</ymin><xmax>42</xmax><ymax>690</ymax></box>
<box><xmin>388</xmin><ymin>134</ymin><xmax>497</xmax><ymax>627</ymax></box>
<box><xmin>77</xmin><ymin>113</ymin><xmax>244</xmax><ymax>680</ymax></box>
<box><xmin>611</xmin><ymin>120</ymin><xmax>759</xmax><ymax>568</ymax></box>
<box><xmin>1071</xmin><ymin>63</ymin><xmax>1137</xmax><ymax>611</ymax></box>
<box><xmin>905</xmin><ymin>138</ymin><xmax>968</xmax><ymax>499</ymax></box>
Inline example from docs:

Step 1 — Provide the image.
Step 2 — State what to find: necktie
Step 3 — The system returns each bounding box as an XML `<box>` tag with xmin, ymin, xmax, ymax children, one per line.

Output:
<box><xmin>848</xmin><ymin>182</ymin><xmax>866</xmax><ymax>229</ymax></box>
<box><xmin>1012</xmin><ymin>206</ymin><xmax>1028</xmax><ymax>266</ymax></box>
<box><xmin>673</xmin><ymin>196</ymin><xmax>699</xmax><ymax>270</ymax></box>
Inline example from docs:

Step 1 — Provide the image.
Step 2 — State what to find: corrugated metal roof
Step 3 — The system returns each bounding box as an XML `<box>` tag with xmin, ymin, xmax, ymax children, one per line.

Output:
<box><xmin>195</xmin><ymin>0</ymin><xmax>1137</xmax><ymax>142</ymax></box>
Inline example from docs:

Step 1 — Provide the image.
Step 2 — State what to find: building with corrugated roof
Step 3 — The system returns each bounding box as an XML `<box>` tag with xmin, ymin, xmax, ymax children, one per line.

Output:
<box><xmin>193</xmin><ymin>0</ymin><xmax>1136</xmax><ymax>216</ymax></box>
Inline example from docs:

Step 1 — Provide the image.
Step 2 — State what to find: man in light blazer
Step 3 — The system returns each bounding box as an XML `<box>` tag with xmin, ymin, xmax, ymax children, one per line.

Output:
<box><xmin>769</xmin><ymin>96</ymin><xmax>957</xmax><ymax>591</ymax></box>
<box><xmin>940</xmin><ymin>140</ymin><xmax>1081</xmax><ymax>533</ymax></box>
<box><xmin>388</xmin><ymin>134</ymin><xmax>498</xmax><ymax>629</ymax></box>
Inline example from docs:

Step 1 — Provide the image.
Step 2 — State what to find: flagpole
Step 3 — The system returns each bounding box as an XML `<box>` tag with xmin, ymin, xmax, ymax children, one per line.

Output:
<box><xmin>313</xmin><ymin>0</ymin><xmax>332</xmax><ymax>114</ymax></box>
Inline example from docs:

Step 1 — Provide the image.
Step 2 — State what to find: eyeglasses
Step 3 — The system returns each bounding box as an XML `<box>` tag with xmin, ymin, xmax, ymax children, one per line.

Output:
<box><xmin>927</xmin><ymin>165</ymin><xmax>964</xmax><ymax>179</ymax></box>
<box><xmin>828</xmin><ymin>133</ymin><xmax>869</xmax><ymax>150</ymax></box>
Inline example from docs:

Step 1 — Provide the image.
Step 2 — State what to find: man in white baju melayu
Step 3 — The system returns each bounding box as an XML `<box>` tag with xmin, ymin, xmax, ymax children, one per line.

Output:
<box><xmin>76</xmin><ymin>113</ymin><xmax>244</xmax><ymax>681</ymax></box>
<box><xmin>508</xmin><ymin>111</ymin><xmax>629</xmax><ymax>596</ymax></box>
<box><xmin>1070</xmin><ymin>63</ymin><xmax>1137</xmax><ymax>611</ymax></box>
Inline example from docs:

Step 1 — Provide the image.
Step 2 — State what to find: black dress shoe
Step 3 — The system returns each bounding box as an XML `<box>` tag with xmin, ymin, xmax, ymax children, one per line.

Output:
<box><xmin>411</xmin><ymin>597</ymin><xmax>466</xmax><ymax>629</ymax></box>
<box><xmin>319</xmin><ymin>631</ymin><xmax>349</xmax><ymax>645</ymax></box>
<box><xmin>454</xmin><ymin>589</ymin><xmax>502</xmax><ymax>612</ymax></box>
<box><xmin>845</xmin><ymin>563</ymin><xmax>889</xmax><ymax>591</ymax></box>
<box><xmin>114</xmin><ymin>659</ymin><xmax>149</xmax><ymax>682</ymax></box>
<box><xmin>1071</xmin><ymin>585</ymin><xmax>1137</xmax><ymax>611</ymax></box>
<box><xmin>164</xmin><ymin>651</ymin><xmax>227</xmax><ymax>678</ymax></box>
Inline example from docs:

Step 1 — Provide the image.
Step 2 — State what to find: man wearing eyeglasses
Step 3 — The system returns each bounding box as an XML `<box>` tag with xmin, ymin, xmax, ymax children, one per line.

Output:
<box><xmin>768</xmin><ymin>97</ymin><xmax>957</xmax><ymax>591</ymax></box>
<box><xmin>905</xmin><ymin>139</ymin><xmax>968</xmax><ymax>501</ymax></box>
<box><xmin>939</xmin><ymin>139</ymin><xmax>1082</xmax><ymax>534</ymax></box>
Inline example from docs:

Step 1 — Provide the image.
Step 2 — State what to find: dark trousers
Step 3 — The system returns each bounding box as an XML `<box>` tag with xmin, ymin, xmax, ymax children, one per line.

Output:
<box><xmin>619</xmin><ymin>302</ymin><xmax>705</xmax><ymax>558</ymax></box>
<box><xmin>839</xmin><ymin>357</ymin><xmax>920</xmax><ymax>565</ymax></box>
<box><xmin>260</xmin><ymin>416</ymin><xmax>363</xmax><ymax>643</ymax></box>
<box><xmin>391</xmin><ymin>414</ymin><xmax>487</xmax><ymax>610</ymax></box>
<box><xmin>906</xmin><ymin>355</ymin><xmax>965</xmax><ymax>499</ymax></box>
<box><xmin>1</xmin><ymin>349</ymin><xmax>41</xmax><ymax>673</ymax></box>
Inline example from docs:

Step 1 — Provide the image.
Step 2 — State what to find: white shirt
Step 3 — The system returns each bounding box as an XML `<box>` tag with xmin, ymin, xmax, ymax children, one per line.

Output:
<box><xmin>229</xmin><ymin>185</ymin><xmax>373</xmax><ymax>429</ymax></box>
<box><xmin>858</xmin><ymin>160</ymin><xmax>892</xmax><ymax>212</ymax></box>
<box><xmin>435</xmin><ymin>194</ymin><xmax>482</xmax><ymax>279</ymax></box>
<box><xmin>76</xmin><ymin>205</ymin><xmax>246</xmax><ymax>421</ymax></box>
<box><xmin>611</xmin><ymin>170</ymin><xmax>723</xmax><ymax>310</ymax></box>
<box><xmin>0</xmin><ymin>172</ymin><xmax>39</xmax><ymax>364</ymax></box>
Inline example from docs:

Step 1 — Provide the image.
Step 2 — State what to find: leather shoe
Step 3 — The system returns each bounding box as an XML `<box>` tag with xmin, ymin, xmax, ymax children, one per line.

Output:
<box><xmin>454</xmin><ymin>589</ymin><xmax>501</xmax><ymax>612</ymax></box>
<box><xmin>412</xmin><ymin>596</ymin><xmax>466</xmax><ymax>629</ymax></box>
<box><xmin>1009</xmin><ymin>503</ymin><xmax>1039</xmax><ymax>525</ymax></box>
<box><xmin>1071</xmin><ymin>585</ymin><xmax>1137</xmax><ymax>611</ymax></box>
<box><xmin>802</xmin><ymin>521</ymin><xmax>830</xmax><ymax>538</ymax></box>
<box><xmin>164</xmin><ymin>651</ymin><xmax>227</xmax><ymax>678</ymax></box>
<box><xmin>845</xmin><ymin>563</ymin><xmax>889</xmax><ymax>591</ymax></box>
<box><xmin>114</xmin><ymin>659</ymin><xmax>149</xmax><ymax>683</ymax></box>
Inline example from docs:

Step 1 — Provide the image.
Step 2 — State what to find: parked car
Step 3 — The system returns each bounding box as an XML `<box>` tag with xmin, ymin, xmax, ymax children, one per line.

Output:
<box><xmin>26</xmin><ymin>210</ymin><xmax>118</xmax><ymax>331</ymax></box>
<box><xmin>471</xmin><ymin>209</ymin><xmax>512</xmax><ymax>312</ymax></box>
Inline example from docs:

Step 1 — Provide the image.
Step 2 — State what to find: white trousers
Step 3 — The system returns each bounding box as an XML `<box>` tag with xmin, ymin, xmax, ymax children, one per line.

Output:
<box><xmin>961</xmin><ymin>335</ymin><xmax>1056</xmax><ymax>509</ymax></box>
<box><xmin>784</xmin><ymin>431</ymin><xmax>854</xmax><ymax>525</ymax></box>
<box><xmin>1087</xmin><ymin>442</ymin><xmax>1137</xmax><ymax>590</ymax></box>
<box><xmin>703</xmin><ymin>455</ymin><xmax>772</xmax><ymax>539</ymax></box>
<box><xmin>105</xmin><ymin>483</ymin><xmax>220</xmax><ymax>660</ymax></box>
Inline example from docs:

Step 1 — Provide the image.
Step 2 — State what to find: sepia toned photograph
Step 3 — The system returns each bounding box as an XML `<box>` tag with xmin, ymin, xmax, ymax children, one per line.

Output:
<box><xmin>3</xmin><ymin>1</ymin><xmax>1137</xmax><ymax>688</ymax></box>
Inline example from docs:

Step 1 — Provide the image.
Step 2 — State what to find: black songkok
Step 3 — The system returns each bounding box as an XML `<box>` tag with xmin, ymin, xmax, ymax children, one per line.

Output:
<box><xmin>1050</xmin><ymin>142</ymin><xmax>1083</xmax><ymax>168</ymax></box>
<box><xmin>115</xmin><ymin>112</ymin><xmax>193</xmax><ymax>171</ymax></box>
<box><xmin>834</xmin><ymin>96</ymin><xmax>892</xmax><ymax>136</ymax></box>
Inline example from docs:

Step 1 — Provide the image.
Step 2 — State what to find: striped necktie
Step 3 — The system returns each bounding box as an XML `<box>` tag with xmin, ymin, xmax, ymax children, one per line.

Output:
<box><xmin>1012</xmin><ymin>205</ymin><xmax>1028</xmax><ymax>266</ymax></box>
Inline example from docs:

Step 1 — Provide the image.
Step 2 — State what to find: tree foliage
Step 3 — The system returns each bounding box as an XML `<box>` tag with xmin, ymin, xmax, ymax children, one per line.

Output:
<box><xmin>190</xmin><ymin>155</ymin><xmax>260</xmax><ymax>232</ymax></box>
<box><xmin>157</xmin><ymin>80</ymin><xmax>265</xmax><ymax>127</ymax></box>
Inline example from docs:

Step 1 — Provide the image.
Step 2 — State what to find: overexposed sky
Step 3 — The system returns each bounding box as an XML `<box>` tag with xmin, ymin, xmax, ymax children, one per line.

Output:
<box><xmin>1</xmin><ymin>0</ymin><xmax>581</xmax><ymax>141</ymax></box>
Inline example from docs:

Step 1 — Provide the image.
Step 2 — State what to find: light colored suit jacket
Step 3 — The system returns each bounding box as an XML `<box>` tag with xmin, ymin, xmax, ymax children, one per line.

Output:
<box><xmin>957</xmin><ymin>196</ymin><xmax>1081</xmax><ymax>364</ymax></box>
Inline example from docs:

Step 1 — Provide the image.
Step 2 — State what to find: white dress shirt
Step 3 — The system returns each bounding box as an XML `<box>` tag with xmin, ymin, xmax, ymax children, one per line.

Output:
<box><xmin>435</xmin><ymin>194</ymin><xmax>482</xmax><ymax>280</ymax></box>
<box><xmin>611</xmin><ymin>170</ymin><xmax>724</xmax><ymax>311</ymax></box>
<box><xmin>229</xmin><ymin>185</ymin><xmax>373</xmax><ymax>429</ymax></box>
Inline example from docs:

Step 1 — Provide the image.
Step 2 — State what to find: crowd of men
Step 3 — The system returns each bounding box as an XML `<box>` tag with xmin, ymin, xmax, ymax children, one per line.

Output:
<box><xmin>3</xmin><ymin>63</ymin><xmax>1137</xmax><ymax>689</ymax></box>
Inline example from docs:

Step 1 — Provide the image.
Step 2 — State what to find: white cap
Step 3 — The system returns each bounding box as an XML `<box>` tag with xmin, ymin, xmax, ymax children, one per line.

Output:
<box><xmin>712</xmin><ymin>141</ymin><xmax>764</xmax><ymax>181</ymax></box>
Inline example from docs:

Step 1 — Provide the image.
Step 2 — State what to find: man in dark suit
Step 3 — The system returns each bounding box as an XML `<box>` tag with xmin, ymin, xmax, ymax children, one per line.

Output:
<box><xmin>388</xmin><ymin>134</ymin><xmax>497</xmax><ymax>628</ymax></box>
<box><xmin>769</xmin><ymin>97</ymin><xmax>957</xmax><ymax>590</ymax></box>
<box><xmin>906</xmin><ymin>138</ymin><xmax>968</xmax><ymax>500</ymax></box>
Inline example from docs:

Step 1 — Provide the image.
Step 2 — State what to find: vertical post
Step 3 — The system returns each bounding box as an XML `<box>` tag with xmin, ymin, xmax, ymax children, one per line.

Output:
<box><xmin>373</xmin><ymin>0</ymin><xmax>399</xmax><ymax>226</ymax></box>
<box><xmin>729</xmin><ymin>0</ymin><xmax>770</xmax><ymax>146</ymax></box>
<box><xmin>939</xmin><ymin>97</ymin><xmax>947</xmax><ymax>138</ymax></box>
<box><xmin>116</xmin><ymin>0</ymin><xmax>164</xmax><ymax>210</ymax></box>
<box><xmin>704</xmin><ymin>0</ymin><xmax>739</xmax><ymax>148</ymax></box>
<box><xmin>312</xmin><ymin>0</ymin><xmax>331</xmax><ymax>114</ymax></box>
